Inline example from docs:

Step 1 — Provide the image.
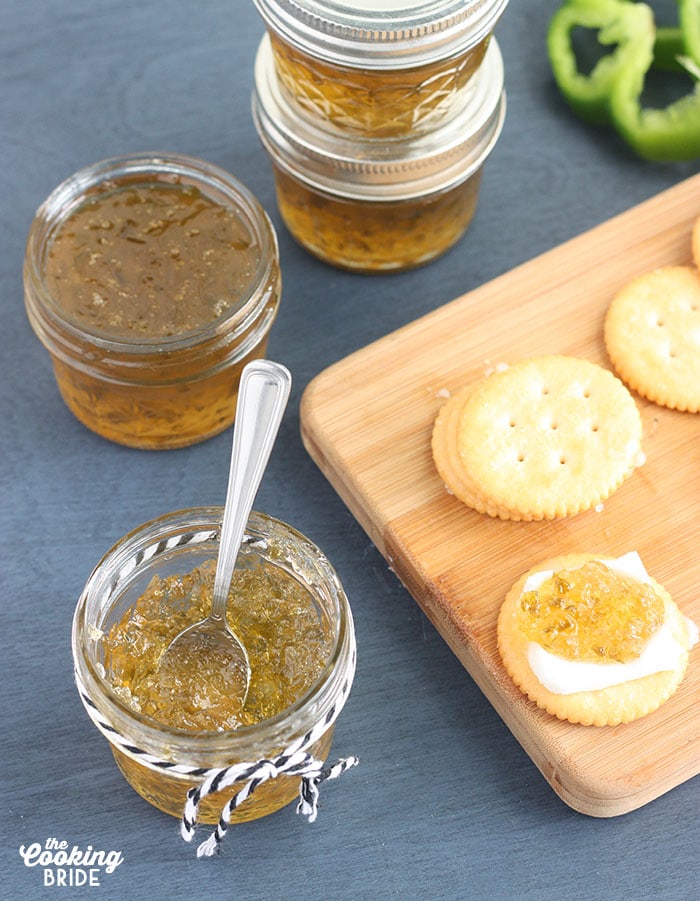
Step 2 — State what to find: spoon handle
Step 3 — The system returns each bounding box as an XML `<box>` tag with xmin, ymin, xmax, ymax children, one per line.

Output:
<box><xmin>211</xmin><ymin>359</ymin><xmax>292</xmax><ymax>621</ymax></box>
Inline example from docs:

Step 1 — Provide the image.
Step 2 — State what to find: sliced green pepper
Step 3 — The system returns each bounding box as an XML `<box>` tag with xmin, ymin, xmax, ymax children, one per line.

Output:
<box><xmin>548</xmin><ymin>0</ymin><xmax>700</xmax><ymax>162</ymax></box>
<box><xmin>547</xmin><ymin>0</ymin><xmax>655</xmax><ymax>124</ymax></box>
<box><xmin>656</xmin><ymin>2</ymin><xmax>700</xmax><ymax>70</ymax></box>
<box><xmin>678</xmin><ymin>0</ymin><xmax>700</xmax><ymax>65</ymax></box>
<box><xmin>609</xmin><ymin>32</ymin><xmax>700</xmax><ymax>161</ymax></box>
<box><xmin>654</xmin><ymin>27</ymin><xmax>686</xmax><ymax>72</ymax></box>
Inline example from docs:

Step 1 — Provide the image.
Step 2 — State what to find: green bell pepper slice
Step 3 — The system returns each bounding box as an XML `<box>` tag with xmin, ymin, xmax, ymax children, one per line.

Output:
<box><xmin>679</xmin><ymin>0</ymin><xmax>700</xmax><ymax>65</ymax></box>
<box><xmin>547</xmin><ymin>0</ymin><xmax>656</xmax><ymax>125</ymax></box>
<box><xmin>654</xmin><ymin>27</ymin><xmax>686</xmax><ymax>72</ymax></box>
<box><xmin>548</xmin><ymin>0</ymin><xmax>700</xmax><ymax>161</ymax></box>
<box><xmin>609</xmin><ymin>34</ymin><xmax>700</xmax><ymax>162</ymax></box>
<box><xmin>655</xmin><ymin>1</ymin><xmax>700</xmax><ymax>71</ymax></box>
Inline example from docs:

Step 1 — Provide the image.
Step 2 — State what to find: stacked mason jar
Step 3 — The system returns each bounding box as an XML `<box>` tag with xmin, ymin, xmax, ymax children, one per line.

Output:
<box><xmin>252</xmin><ymin>0</ymin><xmax>509</xmax><ymax>273</ymax></box>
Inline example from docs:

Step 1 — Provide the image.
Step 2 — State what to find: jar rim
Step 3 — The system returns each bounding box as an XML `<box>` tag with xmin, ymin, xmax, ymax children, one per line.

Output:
<box><xmin>72</xmin><ymin>507</ymin><xmax>355</xmax><ymax>763</ymax></box>
<box><xmin>24</xmin><ymin>152</ymin><xmax>279</xmax><ymax>355</ymax></box>
<box><xmin>253</xmin><ymin>0</ymin><xmax>509</xmax><ymax>68</ymax></box>
<box><xmin>252</xmin><ymin>35</ymin><xmax>506</xmax><ymax>201</ymax></box>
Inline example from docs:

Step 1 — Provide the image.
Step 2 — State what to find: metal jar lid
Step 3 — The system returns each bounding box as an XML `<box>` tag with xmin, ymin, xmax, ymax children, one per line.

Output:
<box><xmin>252</xmin><ymin>34</ymin><xmax>506</xmax><ymax>202</ymax></box>
<box><xmin>253</xmin><ymin>0</ymin><xmax>510</xmax><ymax>68</ymax></box>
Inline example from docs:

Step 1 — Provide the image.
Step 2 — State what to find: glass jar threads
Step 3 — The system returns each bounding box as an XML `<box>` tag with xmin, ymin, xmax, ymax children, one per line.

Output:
<box><xmin>72</xmin><ymin>507</ymin><xmax>356</xmax><ymax>832</ymax></box>
<box><xmin>253</xmin><ymin>0</ymin><xmax>509</xmax><ymax>137</ymax></box>
<box><xmin>252</xmin><ymin>35</ymin><xmax>506</xmax><ymax>272</ymax></box>
<box><xmin>24</xmin><ymin>153</ymin><xmax>281</xmax><ymax>450</ymax></box>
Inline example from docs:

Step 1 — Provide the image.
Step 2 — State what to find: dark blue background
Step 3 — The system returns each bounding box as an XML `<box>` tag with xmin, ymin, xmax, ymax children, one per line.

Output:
<box><xmin>2</xmin><ymin>2</ymin><xmax>698</xmax><ymax>898</ymax></box>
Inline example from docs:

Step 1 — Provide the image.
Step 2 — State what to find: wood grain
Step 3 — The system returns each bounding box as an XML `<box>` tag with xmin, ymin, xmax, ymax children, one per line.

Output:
<box><xmin>300</xmin><ymin>174</ymin><xmax>700</xmax><ymax>818</ymax></box>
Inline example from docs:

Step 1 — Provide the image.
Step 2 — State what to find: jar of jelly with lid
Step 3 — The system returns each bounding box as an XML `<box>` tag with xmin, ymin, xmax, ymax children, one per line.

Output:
<box><xmin>253</xmin><ymin>0</ymin><xmax>509</xmax><ymax>137</ymax></box>
<box><xmin>24</xmin><ymin>153</ymin><xmax>281</xmax><ymax>450</ymax></box>
<box><xmin>72</xmin><ymin>507</ymin><xmax>356</xmax><ymax>828</ymax></box>
<box><xmin>252</xmin><ymin>35</ymin><xmax>505</xmax><ymax>273</ymax></box>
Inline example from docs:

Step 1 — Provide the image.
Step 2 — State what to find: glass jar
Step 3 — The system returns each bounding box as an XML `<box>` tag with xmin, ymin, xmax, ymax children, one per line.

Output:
<box><xmin>72</xmin><ymin>507</ymin><xmax>356</xmax><ymax>826</ymax></box>
<box><xmin>253</xmin><ymin>0</ymin><xmax>509</xmax><ymax>137</ymax></box>
<box><xmin>252</xmin><ymin>35</ymin><xmax>505</xmax><ymax>272</ymax></box>
<box><xmin>24</xmin><ymin>153</ymin><xmax>281</xmax><ymax>450</ymax></box>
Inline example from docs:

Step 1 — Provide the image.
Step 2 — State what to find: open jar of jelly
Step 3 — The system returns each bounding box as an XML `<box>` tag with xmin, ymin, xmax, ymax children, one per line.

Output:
<box><xmin>252</xmin><ymin>35</ymin><xmax>505</xmax><ymax>272</ymax></box>
<box><xmin>72</xmin><ymin>507</ymin><xmax>356</xmax><ymax>825</ymax></box>
<box><xmin>253</xmin><ymin>0</ymin><xmax>509</xmax><ymax>137</ymax></box>
<box><xmin>24</xmin><ymin>153</ymin><xmax>281</xmax><ymax>449</ymax></box>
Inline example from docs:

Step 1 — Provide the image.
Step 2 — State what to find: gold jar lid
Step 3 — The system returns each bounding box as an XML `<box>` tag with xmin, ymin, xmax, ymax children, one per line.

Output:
<box><xmin>253</xmin><ymin>0</ymin><xmax>509</xmax><ymax>68</ymax></box>
<box><xmin>252</xmin><ymin>34</ymin><xmax>506</xmax><ymax>201</ymax></box>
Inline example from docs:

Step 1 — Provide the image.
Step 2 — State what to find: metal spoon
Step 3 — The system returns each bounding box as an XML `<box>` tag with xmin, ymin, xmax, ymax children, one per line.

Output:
<box><xmin>157</xmin><ymin>359</ymin><xmax>292</xmax><ymax>712</ymax></box>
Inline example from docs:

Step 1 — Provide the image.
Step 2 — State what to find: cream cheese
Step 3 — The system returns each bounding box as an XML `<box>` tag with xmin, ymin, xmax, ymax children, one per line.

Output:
<box><xmin>524</xmin><ymin>552</ymin><xmax>696</xmax><ymax>695</ymax></box>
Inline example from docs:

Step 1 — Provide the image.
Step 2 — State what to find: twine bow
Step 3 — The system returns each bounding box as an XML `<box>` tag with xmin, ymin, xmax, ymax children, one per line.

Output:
<box><xmin>186</xmin><ymin>751</ymin><xmax>359</xmax><ymax>858</ymax></box>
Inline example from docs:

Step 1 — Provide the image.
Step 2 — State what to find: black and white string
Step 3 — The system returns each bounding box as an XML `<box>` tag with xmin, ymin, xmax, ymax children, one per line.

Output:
<box><xmin>75</xmin><ymin>661</ymin><xmax>357</xmax><ymax>857</ymax></box>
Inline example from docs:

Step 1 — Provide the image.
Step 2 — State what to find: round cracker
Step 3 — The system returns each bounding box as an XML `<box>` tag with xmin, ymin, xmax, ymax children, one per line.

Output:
<box><xmin>605</xmin><ymin>266</ymin><xmax>700</xmax><ymax>413</ymax></box>
<box><xmin>452</xmin><ymin>357</ymin><xmax>642</xmax><ymax>520</ymax></box>
<box><xmin>497</xmin><ymin>553</ymin><xmax>691</xmax><ymax>726</ymax></box>
<box><xmin>432</xmin><ymin>383</ymin><xmax>517</xmax><ymax>518</ymax></box>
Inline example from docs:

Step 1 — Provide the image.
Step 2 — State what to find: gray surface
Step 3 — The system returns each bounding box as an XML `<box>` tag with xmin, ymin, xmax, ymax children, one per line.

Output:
<box><xmin>2</xmin><ymin>1</ymin><xmax>699</xmax><ymax>899</ymax></box>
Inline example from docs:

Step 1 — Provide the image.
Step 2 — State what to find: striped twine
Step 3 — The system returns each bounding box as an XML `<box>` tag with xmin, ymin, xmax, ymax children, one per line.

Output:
<box><xmin>74</xmin><ymin>643</ymin><xmax>357</xmax><ymax>857</ymax></box>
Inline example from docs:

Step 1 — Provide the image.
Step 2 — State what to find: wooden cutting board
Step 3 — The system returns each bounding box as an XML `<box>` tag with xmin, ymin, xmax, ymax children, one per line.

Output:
<box><xmin>300</xmin><ymin>174</ymin><xmax>700</xmax><ymax>817</ymax></box>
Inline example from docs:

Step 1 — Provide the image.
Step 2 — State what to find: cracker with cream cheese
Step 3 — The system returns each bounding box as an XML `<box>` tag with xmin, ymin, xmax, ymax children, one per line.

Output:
<box><xmin>497</xmin><ymin>553</ymin><xmax>692</xmax><ymax>726</ymax></box>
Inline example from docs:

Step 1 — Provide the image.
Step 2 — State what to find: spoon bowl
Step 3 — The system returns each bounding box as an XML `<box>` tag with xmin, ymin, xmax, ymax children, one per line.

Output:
<box><xmin>157</xmin><ymin>359</ymin><xmax>292</xmax><ymax>715</ymax></box>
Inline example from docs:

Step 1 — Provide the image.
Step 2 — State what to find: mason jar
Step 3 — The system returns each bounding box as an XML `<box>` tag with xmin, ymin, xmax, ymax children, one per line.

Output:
<box><xmin>24</xmin><ymin>153</ymin><xmax>281</xmax><ymax>450</ymax></box>
<box><xmin>72</xmin><ymin>507</ymin><xmax>356</xmax><ymax>826</ymax></box>
<box><xmin>253</xmin><ymin>0</ymin><xmax>509</xmax><ymax>137</ymax></box>
<box><xmin>253</xmin><ymin>35</ymin><xmax>505</xmax><ymax>272</ymax></box>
